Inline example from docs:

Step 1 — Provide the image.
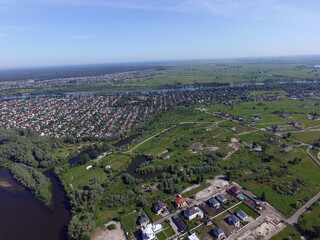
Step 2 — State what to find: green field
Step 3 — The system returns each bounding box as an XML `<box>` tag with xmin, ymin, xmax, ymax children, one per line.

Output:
<box><xmin>56</xmin><ymin>89</ymin><xmax>320</xmax><ymax>238</ymax></box>
<box><xmin>271</xmin><ymin>224</ymin><xmax>301</xmax><ymax>240</ymax></box>
<box><xmin>230</xmin><ymin>203</ymin><xmax>260</xmax><ymax>219</ymax></box>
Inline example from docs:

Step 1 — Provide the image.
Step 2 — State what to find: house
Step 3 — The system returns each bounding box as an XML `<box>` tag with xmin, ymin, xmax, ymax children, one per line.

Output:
<box><xmin>208</xmin><ymin>197</ymin><xmax>220</xmax><ymax>208</ymax></box>
<box><xmin>141</xmin><ymin>223</ymin><xmax>163</xmax><ymax>240</ymax></box>
<box><xmin>204</xmin><ymin>219</ymin><xmax>212</xmax><ymax>226</ymax></box>
<box><xmin>220</xmin><ymin>111</ymin><xmax>230</xmax><ymax>117</ymax></box>
<box><xmin>174</xmin><ymin>195</ymin><xmax>186</xmax><ymax>207</ymax></box>
<box><xmin>153</xmin><ymin>200</ymin><xmax>167</xmax><ymax>215</ymax></box>
<box><xmin>235</xmin><ymin>210</ymin><xmax>248</xmax><ymax>221</ymax></box>
<box><xmin>235</xmin><ymin>116</ymin><xmax>246</xmax><ymax>122</ymax></box>
<box><xmin>184</xmin><ymin>207</ymin><xmax>204</xmax><ymax>220</ymax></box>
<box><xmin>227</xmin><ymin>214</ymin><xmax>240</xmax><ymax>227</ymax></box>
<box><xmin>229</xmin><ymin>186</ymin><xmax>241</xmax><ymax>196</ymax></box>
<box><xmin>289</xmin><ymin>121</ymin><xmax>299</xmax><ymax>127</ymax></box>
<box><xmin>185</xmin><ymin>233</ymin><xmax>200</xmax><ymax>240</ymax></box>
<box><xmin>280</xmin><ymin>113</ymin><xmax>292</xmax><ymax>119</ymax></box>
<box><xmin>212</xmin><ymin>227</ymin><xmax>225</xmax><ymax>239</ymax></box>
<box><xmin>216</xmin><ymin>194</ymin><xmax>227</xmax><ymax>203</ymax></box>
<box><xmin>272</xmin><ymin>126</ymin><xmax>282</xmax><ymax>132</ymax></box>
<box><xmin>172</xmin><ymin>215</ymin><xmax>188</xmax><ymax>232</ymax></box>
<box><xmin>300</xmin><ymin>104</ymin><xmax>309</xmax><ymax>108</ymax></box>
<box><xmin>312</xmin><ymin>116</ymin><xmax>319</xmax><ymax>120</ymax></box>
<box><xmin>250</xmin><ymin>115</ymin><xmax>261</xmax><ymax>121</ymax></box>
<box><xmin>269</xmin><ymin>137</ymin><xmax>280</xmax><ymax>144</ymax></box>
<box><xmin>138</xmin><ymin>213</ymin><xmax>150</xmax><ymax>226</ymax></box>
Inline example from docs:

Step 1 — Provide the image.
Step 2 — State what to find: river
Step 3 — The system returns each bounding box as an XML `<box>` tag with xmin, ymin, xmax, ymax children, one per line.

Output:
<box><xmin>0</xmin><ymin>133</ymin><xmax>141</xmax><ymax>240</ymax></box>
<box><xmin>0</xmin><ymin>168</ymin><xmax>71</xmax><ymax>240</ymax></box>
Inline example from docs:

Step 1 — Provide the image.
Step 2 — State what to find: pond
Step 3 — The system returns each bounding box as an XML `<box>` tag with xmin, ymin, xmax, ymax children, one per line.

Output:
<box><xmin>126</xmin><ymin>156</ymin><xmax>163</xmax><ymax>180</ymax></box>
<box><xmin>113</xmin><ymin>133</ymin><xmax>142</xmax><ymax>148</ymax></box>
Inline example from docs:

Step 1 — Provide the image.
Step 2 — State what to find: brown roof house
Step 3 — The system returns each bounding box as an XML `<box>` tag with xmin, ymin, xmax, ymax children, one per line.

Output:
<box><xmin>229</xmin><ymin>186</ymin><xmax>241</xmax><ymax>197</ymax></box>
<box><xmin>174</xmin><ymin>195</ymin><xmax>186</xmax><ymax>207</ymax></box>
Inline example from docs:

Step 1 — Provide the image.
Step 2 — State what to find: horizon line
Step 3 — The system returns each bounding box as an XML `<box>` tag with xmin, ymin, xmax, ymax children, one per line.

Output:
<box><xmin>1</xmin><ymin>53</ymin><xmax>320</xmax><ymax>71</ymax></box>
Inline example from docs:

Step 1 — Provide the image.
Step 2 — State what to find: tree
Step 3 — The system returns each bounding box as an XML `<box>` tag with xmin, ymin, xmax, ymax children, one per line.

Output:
<box><xmin>80</xmin><ymin>154</ymin><xmax>90</xmax><ymax>165</ymax></box>
<box><xmin>226</xmin><ymin>171</ymin><xmax>232</xmax><ymax>181</ymax></box>
<box><xmin>261</xmin><ymin>192</ymin><xmax>266</xmax><ymax>201</ymax></box>
<box><xmin>108</xmin><ymin>224</ymin><xmax>116</xmax><ymax>230</ymax></box>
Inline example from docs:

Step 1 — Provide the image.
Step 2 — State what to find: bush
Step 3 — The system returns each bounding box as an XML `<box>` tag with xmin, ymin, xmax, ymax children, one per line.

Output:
<box><xmin>108</xmin><ymin>224</ymin><xmax>116</xmax><ymax>230</ymax></box>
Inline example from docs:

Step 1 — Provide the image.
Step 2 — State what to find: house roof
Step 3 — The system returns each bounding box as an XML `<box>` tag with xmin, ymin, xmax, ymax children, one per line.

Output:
<box><xmin>236</xmin><ymin>210</ymin><xmax>248</xmax><ymax>219</ymax></box>
<box><xmin>138</xmin><ymin>213</ymin><xmax>149</xmax><ymax>224</ymax></box>
<box><xmin>213</xmin><ymin>227</ymin><xmax>224</xmax><ymax>235</ymax></box>
<box><xmin>187</xmin><ymin>233</ymin><xmax>200</xmax><ymax>240</ymax></box>
<box><xmin>230</xmin><ymin>186</ymin><xmax>241</xmax><ymax>195</ymax></box>
<box><xmin>153</xmin><ymin>200</ymin><xmax>166</xmax><ymax>212</ymax></box>
<box><xmin>185</xmin><ymin>207</ymin><xmax>198</xmax><ymax>216</ymax></box>
<box><xmin>208</xmin><ymin>197</ymin><xmax>220</xmax><ymax>205</ymax></box>
<box><xmin>216</xmin><ymin>194</ymin><xmax>226</xmax><ymax>202</ymax></box>
<box><xmin>172</xmin><ymin>215</ymin><xmax>187</xmax><ymax>232</ymax></box>
<box><xmin>175</xmin><ymin>196</ymin><xmax>186</xmax><ymax>205</ymax></box>
<box><xmin>228</xmin><ymin>214</ymin><xmax>240</xmax><ymax>224</ymax></box>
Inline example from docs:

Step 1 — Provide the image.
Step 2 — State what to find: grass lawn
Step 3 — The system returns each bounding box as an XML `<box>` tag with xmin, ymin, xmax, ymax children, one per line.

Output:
<box><xmin>120</xmin><ymin>211</ymin><xmax>140</xmax><ymax>238</ymax></box>
<box><xmin>162</xmin><ymin>221</ymin><xmax>171</xmax><ymax>229</ymax></box>
<box><xmin>144</xmin><ymin>205</ymin><xmax>162</xmax><ymax>222</ymax></box>
<box><xmin>195</xmin><ymin>223</ymin><xmax>217</xmax><ymax>239</ymax></box>
<box><xmin>297</xmin><ymin>200</ymin><xmax>320</xmax><ymax>234</ymax></box>
<box><xmin>156</xmin><ymin>231</ymin><xmax>167</xmax><ymax>240</ymax></box>
<box><xmin>270</xmin><ymin>225</ymin><xmax>301</xmax><ymax>240</ymax></box>
<box><xmin>230</xmin><ymin>203</ymin><xmax>260</xmax><ymax>219</ymax></box>
<box><xmin>182</xmin><ymin>182</ymin><xmax>211</xmax><ymax>198</ymax></box>
<box><xmin>164</xmin><ymin>226</ymin><xmax>175</xmax><ymax>238</ymax></box>
<box><xmin>62</xmin><ymin>163</ymin><xmax>106</xmax><ymax>190</ymax></box>
<box><xmin>290</xmin><ymin>131</ymin><xmax>320</xmax><ymax>145</ymax></box>
<box><xmin>234</xmin><ymin>146</ymin><xmax>320</xmax><ymax>217</ymax></box>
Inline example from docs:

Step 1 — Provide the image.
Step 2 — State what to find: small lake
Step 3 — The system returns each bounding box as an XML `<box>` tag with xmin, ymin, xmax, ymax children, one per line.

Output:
<box><xmin>68</xmin><ymin>149</ymin><xmax>93</xmax><ymax>166</ymax></box>
<box><xmin>0</xmin><ymin>168</ymin><xmax>71</xmax><ymax>240</ymax></box>
<box><xmin>126</xmin><ymin>156</ymin><xmax>163</xmax><ymax>180</ymax></box>
<box><xmin>113</xmin><ymin>133</ymin><xmax>142</xmax><ymax>148</ymax></box>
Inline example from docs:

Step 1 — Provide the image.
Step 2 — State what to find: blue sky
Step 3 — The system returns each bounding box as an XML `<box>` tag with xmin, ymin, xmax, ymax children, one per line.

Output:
<box><xmin>0</xmin><ymin>0</ymin><xmax>320</xmax><ymax>68</ymax></box>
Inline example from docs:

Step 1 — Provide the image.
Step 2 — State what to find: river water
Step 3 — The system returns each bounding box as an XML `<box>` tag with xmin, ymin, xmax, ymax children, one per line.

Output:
<box><xmin>0</xmin><ymin>169</ymin><xmax>71</xmax><ymax>240</ymax></box>
<box><xmin>0</xmin><ymin>133</ymin><xmax>143</xmax><ymax>240</ymax></box>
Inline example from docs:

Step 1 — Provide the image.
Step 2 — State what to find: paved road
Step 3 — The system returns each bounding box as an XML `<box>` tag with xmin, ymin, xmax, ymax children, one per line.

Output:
<box><xmin>287</xmin><ymin>192</ymin><xmax>320</xmax><ymax>225</ymax></box>
<box><xmin>124</xmin><ymin>127</ymin><xmax>172</xmax><ymax>154</ymax></box>
<box><xmin>306</xmin><ymin>147</ymin><xmax>320</xmax><ymax>166</ymax></box>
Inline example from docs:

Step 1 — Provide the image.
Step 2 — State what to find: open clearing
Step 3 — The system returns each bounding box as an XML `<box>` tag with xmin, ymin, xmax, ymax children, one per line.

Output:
<box><xmin>91</xmin><ymin>221</ymin><xmax>126</xmax><ymax>240</ymax></box>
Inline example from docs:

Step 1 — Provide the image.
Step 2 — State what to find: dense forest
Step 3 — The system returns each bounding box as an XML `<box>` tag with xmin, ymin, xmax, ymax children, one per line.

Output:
<box><xmin>0</xmin><ymin>128</ymin><xmax>62</xmax><ymax>168</ymax></box>
<box><xmin>9</xmin><ymin>163</ymin><xmax>52</xmax><ymax>205</ymax></box>
<box><xmin>0</xmin><ymin>129</ymin><xmax>63</xmax><ymax>205</ymax></box>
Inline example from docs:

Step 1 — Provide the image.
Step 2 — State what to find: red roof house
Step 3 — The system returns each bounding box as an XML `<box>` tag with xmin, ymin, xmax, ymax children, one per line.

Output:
<box><xmin>174</xmin><ymin>196</ymin><xmax>186</xmax><ymax>207</ymax></box>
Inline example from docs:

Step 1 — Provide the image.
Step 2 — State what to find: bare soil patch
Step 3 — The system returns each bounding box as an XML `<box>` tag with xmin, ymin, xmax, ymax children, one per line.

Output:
<box><xmin>195</xmin><ymin>177</ymin><xmax>230</xmax><ymax>200</ymax></box>
<box><xmin>189</xmin><ymin>142</ymin><xmax>220</xmax><ymax>154</ymax></box>
<box><xmin>91</xmin><ymin>221</ymin><xmax>126</xmax><ymax>240</ymax></box>
<box><xmin>223</xmin><ymin>138</ymin><xmax>240</xmax><ymax>160</ymax></box>
<box><xmin>234</xmin><ymin>215</ymin><xmax>286</xmax><ymax>240</ymax></box>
